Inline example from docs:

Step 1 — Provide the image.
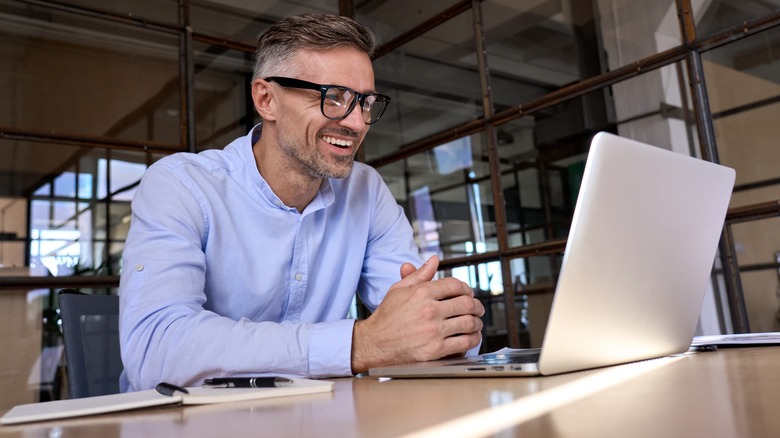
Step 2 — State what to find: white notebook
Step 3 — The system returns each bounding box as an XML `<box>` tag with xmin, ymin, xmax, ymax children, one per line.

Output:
<box><xmin>1</xmin><ymin>378</ymin><xmax>334</xmax><ymax>425</ymax></box>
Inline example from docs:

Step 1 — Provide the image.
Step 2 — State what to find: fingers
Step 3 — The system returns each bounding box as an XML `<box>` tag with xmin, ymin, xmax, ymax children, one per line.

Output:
<box><xmin>438</xmin><ymin>295</ymin><xmax>485</xmax><ymax>319</ymax></box>
<box><xmin>394</xmin><ymin>257</ymin><xmax>475</xmax><ymax>303</ymax></box>
<box><xmin>441</xmin><ymin>329</ymin><xmax>483</xmax><ymax>356</ymax></box>
<box><xmin>426</xmin><ymin>277</ymin><xmax>475</xmax><ymax>301</ymax></box>
<box><xmin>393</xmin><ymin>255</ymin><xmax>439</xmax><ymax>288</ymax></box>
<box><xmin>471</xmin><ymin>297</ymin><xmax>486</xmax><ymax>317</ymax></box>
<box><xmin>440</xmin><ymin>314</ymin><xmax>484</xmax><ymax>338</ymax></box>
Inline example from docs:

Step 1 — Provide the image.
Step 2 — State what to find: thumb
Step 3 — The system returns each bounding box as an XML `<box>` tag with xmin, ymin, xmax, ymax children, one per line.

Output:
<box><xmin>400</xmin><ymin>262</ymin><xmax>417</xmax><ymax>279</ymax></box>
<box><xmin>395</xmin><ymin>255</ymin><xmax>439</xmax><ymax>287</ymax></box>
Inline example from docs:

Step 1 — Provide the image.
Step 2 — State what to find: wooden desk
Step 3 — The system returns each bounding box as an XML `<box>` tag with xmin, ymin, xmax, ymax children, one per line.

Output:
<box><xmin>2</xmin><ymin>347</ymin><xmax>779</xmax><ymax>437</ymax></box>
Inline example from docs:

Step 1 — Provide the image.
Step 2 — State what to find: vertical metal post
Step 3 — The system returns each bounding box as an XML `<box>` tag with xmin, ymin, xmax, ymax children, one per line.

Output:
<box><xmin>472</xmin><ymin>0</ymin><xmax>519</xmax><ymax>347</ymax></box>
<box><xmin>536</xmin><ymin>162</ymin><xmax>559</xmax><ymax>283</ymax></box>
<box><xmin>104</xmin><ymin>149</ymin><xmax>112</xmax><ymax>275</ymax></box>
<box><xmin>179</xmin><ymin>0</ymin><xmax>196</xmax><ymax>152</ymax></box>
<box><xmin>25</xmin><ymin>195</ymin><xmax>33</xmax><ymax>268</ymax></box>
<box><xmin>675</xmin><ymin>0</ymin><xmax>750</xmax><ymax>333</ymax></box>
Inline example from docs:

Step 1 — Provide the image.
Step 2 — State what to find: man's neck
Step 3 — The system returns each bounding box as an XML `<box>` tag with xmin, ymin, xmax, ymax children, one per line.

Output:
<box><xmin>252</xmin><ymin>138</ymin><xmax>322</xmax><ymax>213</ymax></box>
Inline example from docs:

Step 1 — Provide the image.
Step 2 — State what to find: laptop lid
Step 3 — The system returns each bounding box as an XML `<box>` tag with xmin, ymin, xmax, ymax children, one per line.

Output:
<box><xmin>368</xmin><ymin>132</ymin><xmax>735</xmax><ymax>378</ymax></box>
<box><xmin>537</xmin><ymin>132</ymin><xmax>734</xmax><ymax>375</ymax></box>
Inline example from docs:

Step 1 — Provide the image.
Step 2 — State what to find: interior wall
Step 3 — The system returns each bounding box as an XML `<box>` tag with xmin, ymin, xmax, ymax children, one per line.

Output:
<box><xmin>0</xmin><ymin>197</ymin><xmax>27</xmax><ymax>268</ymax></box>
<box><xmin>0</xmin><ymin>290</ymin><xmax>45</xmax><ymax>408</ymax></box>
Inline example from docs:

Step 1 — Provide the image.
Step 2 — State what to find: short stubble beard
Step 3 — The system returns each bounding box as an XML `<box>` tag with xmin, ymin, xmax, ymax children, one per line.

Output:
<box><xmin>277</xmin><ymin>128</ymin><xmax>357</xmax><ymax>180</ymax></box>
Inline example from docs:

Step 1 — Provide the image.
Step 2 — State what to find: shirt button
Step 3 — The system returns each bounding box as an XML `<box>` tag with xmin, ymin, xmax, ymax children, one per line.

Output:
<box><xmin>275</xmin><ymin>200</ymin><xmax>283</xmax><ymax>207</ymax></box>
<box><xmin>135</xmin><ymin>264</ymin><xmax>144</xmax><ymax>272</ymax></box>
<box><xmin>295</xmin><ymin>273</ymin><xmax>303</xmax><ymax>281</ymax></box>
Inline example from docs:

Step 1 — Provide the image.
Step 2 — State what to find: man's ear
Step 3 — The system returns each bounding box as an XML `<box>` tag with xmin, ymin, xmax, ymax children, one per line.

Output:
<box><xmin>251</xmin><ymin>79</ymin><xmax>277</xmax><ymax>121</ymax></box>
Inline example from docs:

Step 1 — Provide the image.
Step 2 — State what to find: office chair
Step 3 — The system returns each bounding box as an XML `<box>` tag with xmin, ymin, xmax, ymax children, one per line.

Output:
<box><xmin>58</xmin><ymin>289</ymin><xmax>123</xmax><ymax>398</ymax></box>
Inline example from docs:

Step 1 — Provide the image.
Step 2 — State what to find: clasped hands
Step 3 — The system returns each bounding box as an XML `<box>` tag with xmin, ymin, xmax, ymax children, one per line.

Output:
<box><xmin>351</xmin><ymin>255</ymin><xmax>485</xmax><ymax>373</ymax></box>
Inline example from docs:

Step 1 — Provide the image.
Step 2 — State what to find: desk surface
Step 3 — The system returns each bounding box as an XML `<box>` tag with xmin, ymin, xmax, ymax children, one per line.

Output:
<box><xmin>2</xmin><ymin>346</ymin><xmax>779</xmax><ymax>437</ymax></box>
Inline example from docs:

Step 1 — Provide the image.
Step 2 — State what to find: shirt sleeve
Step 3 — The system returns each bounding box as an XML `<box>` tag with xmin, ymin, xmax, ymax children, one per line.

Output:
<box><xmin>119</xmin><ymin>163</ymin><xmax>355</xmax><ymax>391</ymax></box>
<box><xmin>356</xmin><ymin>167</ymin><xmax>421</xmax><ymax>311</ymax></box>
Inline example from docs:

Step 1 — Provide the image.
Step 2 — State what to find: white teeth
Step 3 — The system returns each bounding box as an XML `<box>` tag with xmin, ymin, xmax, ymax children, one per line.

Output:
<box><xmin>322</xmin><ymin>135</ymin><xmax>353</xmax><ymax>148</ymax></box>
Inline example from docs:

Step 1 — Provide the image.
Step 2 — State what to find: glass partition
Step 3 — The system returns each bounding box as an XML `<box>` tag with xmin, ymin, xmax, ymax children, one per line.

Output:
<box><xmin>694</xmin><ymin>0</ymin><xmax>780</xmax><ymax>39</ymax></box>
<box><xmin>612</xmin><ymin>62</ymin><xmax>696</xmax><ymax>156</ymax></box>
<box><xmin>64</xmin><ymin>0</ymin><xmax>178</xmax><ymax>23</ymax></box>
<box><xmin>367</xmin><ymin>10</ymin><xmax>483</xmax><ymax>160</ymax></box>
<box><xmin>0</xmin><ymin>1</ymin><xmax>182</xmax><ymax>145</ymax></box>
<box><xmin>191</xmin><ymin>1</ymin><xmax>337</xmax><ymax>47</ymax></box>
<box><xmin>510</xmin><ymin>253</ymin><xmax>559</xmax><ymax>348</ymax></box>
<box><xmin>703</xmin><ymin>26</ymin><xmax>780</xmax><ymax>207</ymax></box>
<box><xmin>193</xmin><ymin>42</ymin><xmax>257</xmax><ymax>151</ymax></box>
<box><xmin>483</xmin><ymin>0</ymin><xmax>682</xmax><ymax>114</ymax></box>
<box><xmin>17</xmin><ymin>145</ymin><xmax>151</xmax><ymax>278</ymax></box>
<box><xmin>735</xmin><ymin>266</ymin><xmax>780</xmax><ymax>333</ymax></box>
<box><xmin>357</xmin><ymin>0</ymin><xmax>464</xmax><ymax>46</ymax></box>
<box><xmin>397</xmin><ymin>132</ymin><xmax>501</xmax><ymax>262</ymax></box>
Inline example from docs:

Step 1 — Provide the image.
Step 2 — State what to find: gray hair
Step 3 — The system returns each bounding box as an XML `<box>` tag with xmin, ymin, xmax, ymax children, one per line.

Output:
<box><xmin>252</xmin><ymin>14</ymin><xmax>377</xmax><ymax>82</ymax></box>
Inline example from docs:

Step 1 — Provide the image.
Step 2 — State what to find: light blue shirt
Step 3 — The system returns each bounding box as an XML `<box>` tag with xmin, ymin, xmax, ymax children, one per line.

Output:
<box><xmin>119</xmin><ymin>125</ymin><xmax>419</xmax><ymax>391</ymax></box>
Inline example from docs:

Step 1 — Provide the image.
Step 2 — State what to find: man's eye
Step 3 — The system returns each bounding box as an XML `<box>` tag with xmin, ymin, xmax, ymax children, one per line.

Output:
<box><xmin>325</xmin><ymin>90</ymin><xmax>342</xmax><ymax>102</ymax></box>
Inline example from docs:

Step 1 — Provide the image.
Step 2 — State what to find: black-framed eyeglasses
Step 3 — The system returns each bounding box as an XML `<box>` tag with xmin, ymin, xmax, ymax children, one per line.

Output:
<box><xmin>265</xmin><ymin>77</ymin><xmax>391</xmax><ymax>125</ymax></box>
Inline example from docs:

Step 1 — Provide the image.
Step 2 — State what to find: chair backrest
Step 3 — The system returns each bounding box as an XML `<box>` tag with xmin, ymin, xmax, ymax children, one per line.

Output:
<box><xmin>59</xmin><ymin>289</ymin><xmax>123</xmax><ymax>398</ymax></box>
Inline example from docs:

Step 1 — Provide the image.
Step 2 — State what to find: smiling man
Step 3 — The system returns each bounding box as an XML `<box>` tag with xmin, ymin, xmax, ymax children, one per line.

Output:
<box><xmin>118</xmin><ymin>14</ymin><xmax>484</xmax><ymax>391</ymax></box>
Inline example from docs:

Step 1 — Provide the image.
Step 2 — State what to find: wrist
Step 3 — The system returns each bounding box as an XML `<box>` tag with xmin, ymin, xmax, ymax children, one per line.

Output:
<box><xmin>350</xmin><ymin>319</ymin><xmax>377</xmax><ymax>374</ymax></box>
<box><xmin>351</xmin><ymin>320</ymin><xmax>366</xmax><ymax>374</ymax></box>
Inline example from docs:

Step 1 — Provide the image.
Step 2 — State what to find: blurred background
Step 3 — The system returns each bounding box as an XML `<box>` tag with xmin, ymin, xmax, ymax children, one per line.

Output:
<box><xmin>1</xmin><ymin>0</ymin><xmax>779</xmax><ymax>408</ymax></box>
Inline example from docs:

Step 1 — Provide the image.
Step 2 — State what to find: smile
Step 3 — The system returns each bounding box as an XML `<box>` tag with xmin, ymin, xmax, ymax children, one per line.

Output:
<box><xmin>321</xmin><ymin>135</ymin><xmax>354</xmax><ymax>148</ymax></box>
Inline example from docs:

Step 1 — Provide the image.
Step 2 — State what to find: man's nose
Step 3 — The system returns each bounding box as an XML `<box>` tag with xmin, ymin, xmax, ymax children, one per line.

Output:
<box><xmin>337</xmin><ymin>104</ymin><xmax>367</xmax><ymax>131</ymax></box>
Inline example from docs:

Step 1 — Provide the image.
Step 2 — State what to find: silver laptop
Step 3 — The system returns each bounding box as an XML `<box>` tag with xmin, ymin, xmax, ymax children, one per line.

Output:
<box><xmin>369</xmin><ymin>132</ymin><xmax>735</xmax><ymax>378</ymax></box>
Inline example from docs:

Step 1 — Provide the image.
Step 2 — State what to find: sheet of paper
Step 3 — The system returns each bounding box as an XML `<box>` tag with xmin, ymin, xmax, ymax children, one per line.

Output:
<box><xmin>691</xmin><ymin>332</ymin><xmax>780</xmax><ymax>346</ymax></box>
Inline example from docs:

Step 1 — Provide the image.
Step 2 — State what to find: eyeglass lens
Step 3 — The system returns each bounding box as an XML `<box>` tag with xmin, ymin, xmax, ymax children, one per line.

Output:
<box><xmin>322</xmin><ymin>86</ymin><xmax>388</xmax><ymax>125</ymax></box>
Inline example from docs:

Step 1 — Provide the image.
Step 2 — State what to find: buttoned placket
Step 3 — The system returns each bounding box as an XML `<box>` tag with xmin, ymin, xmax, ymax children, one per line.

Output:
<box><xmin>285</xmin><ymin>212</ymin><xmax>309</xmax><ymax>323</ymax></box>
<box><xmin>262</xmin><ymin>177</ymin><xmax>332</xmax><ymax>323</ymax></box>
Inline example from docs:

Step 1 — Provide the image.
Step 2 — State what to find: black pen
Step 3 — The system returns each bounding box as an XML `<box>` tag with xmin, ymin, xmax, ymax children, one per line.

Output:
<box><xmin>202</xmin><ymin>377</ymin><xmax>294</xmax><ymax>388</ymax></box>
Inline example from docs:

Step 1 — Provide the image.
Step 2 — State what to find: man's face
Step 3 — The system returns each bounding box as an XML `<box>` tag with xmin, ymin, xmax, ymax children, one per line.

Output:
<box><xmin>273</xmin><ymin>46</ymin><xmax>375</xmax><ymax>179</ymax></box>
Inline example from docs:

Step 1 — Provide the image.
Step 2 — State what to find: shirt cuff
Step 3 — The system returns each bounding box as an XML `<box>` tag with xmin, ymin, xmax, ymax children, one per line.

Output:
<box><xmin>308</xmin><ymin>319</ymin><xmax>356</xmax><ymax>377</ymax></box>
<box><xmin>467</xmin><ymin>341</ymin><xmax>482</xmax><ymax>357</ymax></box>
